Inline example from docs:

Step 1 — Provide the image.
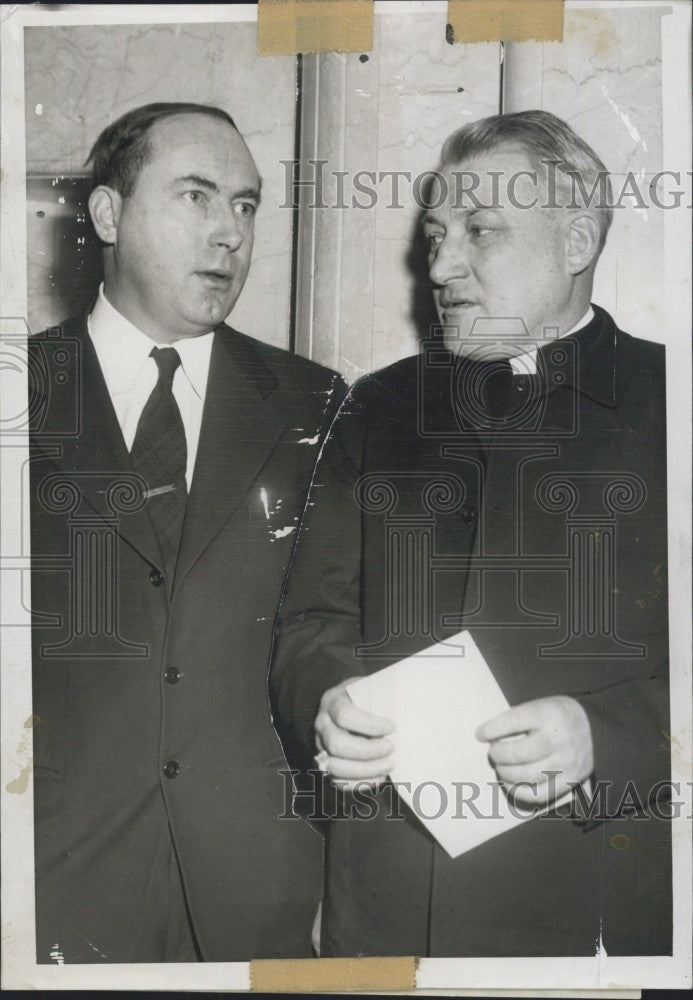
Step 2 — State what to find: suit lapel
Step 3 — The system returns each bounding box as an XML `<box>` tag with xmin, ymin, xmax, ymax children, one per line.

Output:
<box><xmin>32</xmin><ymin>315</ymin><xmax>163</xmax><ymax>571</ymax></box>
<box><xmin>174</xmin><ymin>326</ymin><xmax>284</xmax><ymax>587</ymax></box>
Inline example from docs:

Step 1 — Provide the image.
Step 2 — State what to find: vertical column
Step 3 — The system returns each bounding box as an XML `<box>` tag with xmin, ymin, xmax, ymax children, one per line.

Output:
<box><xmin>292</xmin><ymin>11</ymin><xmax>501</xmax><ymax>378</ymax></box>
<box><xmin>292</xmin><ymin>49</ymin><xmax>379</xmax><ymax>377</ymax></box>
<box><xmin>536</xmin><ymin>472</ymin><xmax>647</xmax><ymax>658</ymax></box>
<box><xmin>354</xmin><ymin>471</ymin><xmax>466</xmax><ymax>657</ymax></box>
<box><xmin>37</xmin><ymin>473</ymin><xmax>148</xmax><ymax>659</ymax></box>
<box><xmin>444</xmin><ymin>444</ymin><xmax>559</xmax><ymax>630</ymax></box>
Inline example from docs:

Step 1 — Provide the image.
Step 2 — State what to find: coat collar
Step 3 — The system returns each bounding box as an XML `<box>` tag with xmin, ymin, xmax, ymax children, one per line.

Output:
<box><xmin>30</xmin><ymin>312</ymin><xmax>164</xmax><ymax>572</ymax></box>
<box><xmin>386</xmin><ymin>304</ymin><xmax>625</xmax><ymax>420</ymax></box>
<box><xmin>537</xmin><ymin>303</ymin><xmax>622</xmax><ymax>410</ymax></box>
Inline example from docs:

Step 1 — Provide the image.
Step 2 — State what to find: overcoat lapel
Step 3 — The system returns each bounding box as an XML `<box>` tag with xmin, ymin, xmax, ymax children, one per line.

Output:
<box><xmin>174</xmin><ymin>325</ymin><xmax>284</xmax><ymax>587</ymax></box>
<box><xmin>31</xmin><ymin>315</ymin><xmax>163</xmax><ymax>571</ymax></box>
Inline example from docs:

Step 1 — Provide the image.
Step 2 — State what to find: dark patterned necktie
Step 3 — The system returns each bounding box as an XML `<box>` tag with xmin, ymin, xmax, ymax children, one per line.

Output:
<box><xmin>131</xmin><ymin>347</ymin><xmax>188</xmax><ymax>580</ymax></box>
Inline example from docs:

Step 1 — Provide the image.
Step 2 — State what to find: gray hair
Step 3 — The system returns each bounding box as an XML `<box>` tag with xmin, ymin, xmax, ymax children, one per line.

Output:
<box><xmin>440</xmin><ymin>109</ymin><xmax>613</xmax><ymax>248</ymax></box>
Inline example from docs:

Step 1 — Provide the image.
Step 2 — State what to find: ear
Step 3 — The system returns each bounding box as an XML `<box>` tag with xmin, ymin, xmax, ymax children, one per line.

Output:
<box><xmin>565</xmin><ymin>211</ymin><xmax>601</xmax><ymax>275</ymax></box>
<box><xmin>88</xmin><ymin>186</ymin><xmax>122</xmax><ymax>245</ymax></box>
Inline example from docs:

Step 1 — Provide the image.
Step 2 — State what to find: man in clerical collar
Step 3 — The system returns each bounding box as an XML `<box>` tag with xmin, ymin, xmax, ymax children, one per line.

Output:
<box><xmin>30</xmin><ymin>102</ymin><xmax>344</xmax><ymax>964</ymax></box>
<box><xmin>271</xmin><ymin>110</ymin><xmax>671</xmax><ymax>958</ymax></box>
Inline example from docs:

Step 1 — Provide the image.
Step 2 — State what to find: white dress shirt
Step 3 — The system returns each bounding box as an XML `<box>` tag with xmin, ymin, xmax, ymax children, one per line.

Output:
<box><xmin>87</xmin><ymin>285</ymin><xmax>214</xmax><ymax>489</ymax></box>
<box><xmin>508</xmin><ymin>306</ymin><xmax>595</xmax><ymax>376</ymax></box>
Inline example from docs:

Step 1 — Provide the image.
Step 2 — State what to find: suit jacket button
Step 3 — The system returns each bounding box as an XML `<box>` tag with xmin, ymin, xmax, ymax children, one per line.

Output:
<box><xmin>150</xmin><ymin>568</ymin><xmax>164</xmax><ymax>587</ymax></box>
<box><xmin>163</xmin><ymin>760</ymin><xmax>180</xmax><ymax>779</ymax></box>
<box><xmin>165</xmin><ymin>667</ymin><xmax>180</xmax><ymax>685</ymax></box>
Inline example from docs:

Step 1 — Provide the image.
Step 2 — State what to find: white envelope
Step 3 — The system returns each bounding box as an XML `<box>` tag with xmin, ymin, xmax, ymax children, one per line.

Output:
<box><xmin>347</xmin><ymin>630</ymin><xmax>580</xmax><ymax>858</ymax></box>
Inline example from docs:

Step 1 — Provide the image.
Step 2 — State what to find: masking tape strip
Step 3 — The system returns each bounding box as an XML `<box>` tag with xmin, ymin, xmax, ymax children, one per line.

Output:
<box><xmin>250</xmin><ymin>955</ymin><xmax>419</xmax><ymax>992</ymax></box>
<box><xmin>258</xmin><ymin>0</ymin><xmax>373</xmax><ymax>56</ymax></box>
<box><xmin>448</xmin><ymin>0</ymin><xmax>564</xmax><ymax>43</ymax></box>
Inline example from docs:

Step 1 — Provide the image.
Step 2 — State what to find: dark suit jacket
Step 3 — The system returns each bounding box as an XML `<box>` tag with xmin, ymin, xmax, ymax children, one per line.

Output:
<box><xmin>271</xmin><ymin>306</ymin><xmax>671</xmax><ymax>957</ymax></box>
<box><xmin>30</xmin><ymin>315</ymin><xmax>345</xmax><ymax>962</ymax></box>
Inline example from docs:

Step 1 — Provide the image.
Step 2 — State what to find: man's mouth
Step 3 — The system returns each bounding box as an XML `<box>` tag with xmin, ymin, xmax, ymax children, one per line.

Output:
<box><xmin>440</xmin><ymin>297</ymin><xmax>477</xmax><ymax>310</ymax></box>
<box><xmin>197</xmin><ymin>269</ymin><xmax>234</xmax><ymax>285</ymax></box>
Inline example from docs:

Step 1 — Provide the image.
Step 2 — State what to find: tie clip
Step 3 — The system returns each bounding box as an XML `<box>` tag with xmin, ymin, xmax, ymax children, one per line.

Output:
<box><xmin>143</xmin><ymin>484</ymin><xmax>177</xmax><ymax>499</ymax></box>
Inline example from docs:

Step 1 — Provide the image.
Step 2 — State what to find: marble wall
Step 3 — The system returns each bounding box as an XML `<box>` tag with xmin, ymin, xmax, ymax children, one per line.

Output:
<box><xmin>504</xmin><ymin>5</ymin><xmax>666</xmax><ymax>343</ymax></box>
<box><xmin>299</xmin><ymin>4</ymin><xmax>667</xmax><ymax>376</ymax></box>
<box><xmin>24</xmin><ymin>22</ymin><xmax>297</xmax><ymax>346</ymax></box>
<box><xmin>293</xmin><ymin>12</ymin><xmax>501</xmax><ymax>376</ymax></box>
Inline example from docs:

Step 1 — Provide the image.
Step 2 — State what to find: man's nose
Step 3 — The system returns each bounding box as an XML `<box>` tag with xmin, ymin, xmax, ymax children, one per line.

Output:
<box><xmin>428</xmin><ymin>234</ymin><xmax>471</xmax><ymax>286</ymax></box>
<box><xmin>208</xmin><ymin>204</ymin><xmax>244</xmax><ymax>251</ymax></box>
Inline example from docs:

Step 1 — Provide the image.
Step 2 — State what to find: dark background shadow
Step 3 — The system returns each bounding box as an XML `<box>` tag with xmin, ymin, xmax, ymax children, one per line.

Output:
<box><xmin>405</xmin><ymin>204</ymin><xmax>442</xmax><ymax>347</ymax></box>
<box><xmin>26</xmin><ymin>175</ymin><xmax>103</xmax><ymax>333</ymax></box>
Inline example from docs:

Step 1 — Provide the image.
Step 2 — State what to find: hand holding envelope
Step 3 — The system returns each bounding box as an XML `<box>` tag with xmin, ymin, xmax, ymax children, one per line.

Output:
<box><xmin>314</xmin><ymin>679</ymin><xmax>396</xmax><ymax>786</ymax></box>
<box><xmin>476</xmin><ymin>694</ymin><xmax>594</xmax><ymax>807</ymax></box>
<box><xmin>315</xmin><ymin>631</ymin><xmax>592</xmax><ymax>857</ymax></box>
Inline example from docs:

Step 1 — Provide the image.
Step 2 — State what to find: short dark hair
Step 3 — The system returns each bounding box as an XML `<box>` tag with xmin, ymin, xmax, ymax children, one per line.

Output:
<box><xmin>440</xmin><ymin>109</ymin><xmax>613</xmax><ymax>248</ymax></box>
<box><xmin>85</xmin><ymin>102</ymin><xmax>239</xmax><ymax>197</ymax></box>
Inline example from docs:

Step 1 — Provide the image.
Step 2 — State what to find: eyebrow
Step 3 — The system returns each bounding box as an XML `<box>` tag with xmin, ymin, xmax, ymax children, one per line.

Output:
<box><xmin>421</xmin><ymin>206</ymin><xmax>498</xmax><ymax>227</ymax></box>
<box><xmin>175</xmin><ymin>174</ymin><xmax>262</xmax><ymax>203</ymax></box>
<box><xmin>422</xmin><ymin>211</ymin><xmax>441</xmax><ymax>227</ymax></box>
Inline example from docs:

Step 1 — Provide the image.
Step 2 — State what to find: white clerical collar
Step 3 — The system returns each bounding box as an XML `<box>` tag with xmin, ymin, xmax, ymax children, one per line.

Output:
<box><xmin>87</xmin><ymin>284</ymin><xmax>214</xmax><ymax>399</ymax></box>
<box><xmin>509</xmin><ymin>306</ymin><xmax>595</xmax><ymax>376</ymax></box>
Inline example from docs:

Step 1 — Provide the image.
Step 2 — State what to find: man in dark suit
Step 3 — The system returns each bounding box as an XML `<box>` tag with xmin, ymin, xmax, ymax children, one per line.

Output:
<box><xmin>30</xmin><ymin>102</ymin><xmax>344</xmax><ymax>963</ymax></box>
<box><xmin>271</xmin><ymin>111</ymin><xmax>671</xmax><ymax>956</ymax></box>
